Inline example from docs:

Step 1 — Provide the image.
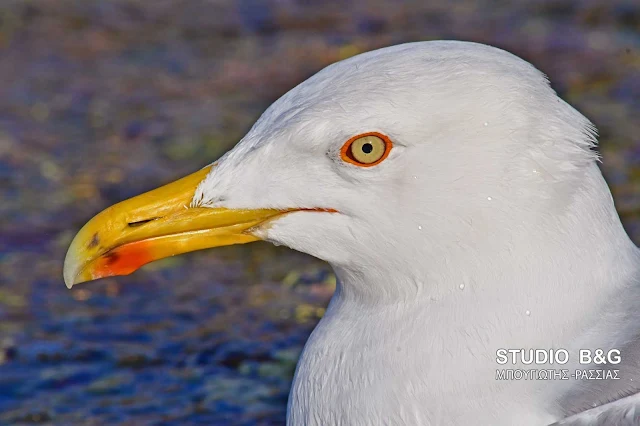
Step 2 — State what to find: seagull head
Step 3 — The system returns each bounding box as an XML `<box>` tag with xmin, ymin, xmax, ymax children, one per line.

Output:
<box><xmin>64</xmin><ymin>41</ymin><xmax>603</xmax><ymax>299</ymax></box>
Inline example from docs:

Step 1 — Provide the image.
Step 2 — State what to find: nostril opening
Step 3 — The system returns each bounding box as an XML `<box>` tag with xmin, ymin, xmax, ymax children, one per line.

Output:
<box><xmin>127</xmin><ymin>218</ymin><xmax>158</xmax><ymax>228</ymax></box>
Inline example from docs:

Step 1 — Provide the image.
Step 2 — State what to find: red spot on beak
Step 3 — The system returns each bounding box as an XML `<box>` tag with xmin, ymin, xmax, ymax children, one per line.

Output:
<box><xmin>93</xmin><ymin>241</ymin><xmax>154</xmax><ymax>279</ymax></box>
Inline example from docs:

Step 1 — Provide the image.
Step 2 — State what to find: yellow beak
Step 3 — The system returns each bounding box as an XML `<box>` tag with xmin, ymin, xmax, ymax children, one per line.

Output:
<box><xmin>63</xmin><ymin>165</ymin><xmax>287</xmax><ymax>288</ymax></box>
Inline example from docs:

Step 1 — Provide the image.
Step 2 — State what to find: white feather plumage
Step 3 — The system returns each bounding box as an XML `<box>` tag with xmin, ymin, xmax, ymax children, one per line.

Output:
<box><xmin>193</xmin><ymin>41</ymin><xmax>640</xmax><ymax>425</ymax></box>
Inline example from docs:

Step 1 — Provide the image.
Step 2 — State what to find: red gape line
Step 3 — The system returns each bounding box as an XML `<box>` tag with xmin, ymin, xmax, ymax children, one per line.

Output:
<box><xmin>298</xmin><ymin>208</ymin><xmax>338</xmax><ymax>213</ymax></box>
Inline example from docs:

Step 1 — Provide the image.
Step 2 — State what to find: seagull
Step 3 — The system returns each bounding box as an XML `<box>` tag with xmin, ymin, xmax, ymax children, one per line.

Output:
<box><xmin>63</xmin><ymin>41</ymin><xmax>640</xmax><ymax>425</ymax></box>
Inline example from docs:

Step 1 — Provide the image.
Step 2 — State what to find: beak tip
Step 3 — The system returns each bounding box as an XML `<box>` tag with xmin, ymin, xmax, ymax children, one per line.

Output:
<box><xmin>63</xmin><ymin>245</ymin><xmax>82</xmax><ymax>289</ymax></box>
<box><xmin>63</xmin><ymin>264</ymin><xmax>77</xmax><ymax>289</ymax></box>
<box><xmin>64</xmin><ymin>266</ymin><xmax>91</xmax><ymax>289</ymax></box>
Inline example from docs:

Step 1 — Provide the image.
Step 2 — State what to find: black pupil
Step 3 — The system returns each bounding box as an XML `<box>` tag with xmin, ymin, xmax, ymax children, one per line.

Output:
<box><xmin>361</xmin><ymin>143</ymin><xmax>373</xmax><ymax>154</ymax></box>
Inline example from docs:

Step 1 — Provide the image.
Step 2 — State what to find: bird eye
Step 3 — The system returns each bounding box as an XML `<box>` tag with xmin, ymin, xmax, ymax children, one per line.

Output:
<box><xmin>340</xmin><ymin>132</ymin><xmax>392</xmax><ymax>167</ymax></box>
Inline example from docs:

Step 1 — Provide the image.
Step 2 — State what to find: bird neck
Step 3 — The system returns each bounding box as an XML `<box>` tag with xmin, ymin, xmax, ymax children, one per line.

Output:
<box><xmin>290</xmin><ymin>166</ymin><xmax>639</xmax><ymax>424</ymax></box>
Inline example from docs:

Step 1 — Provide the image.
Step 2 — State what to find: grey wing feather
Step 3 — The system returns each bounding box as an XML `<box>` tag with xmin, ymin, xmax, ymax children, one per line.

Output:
<box><xmin>551</xmin><ymin>392</ymin><xmax>640</xmax><ymax>425</ymax></box>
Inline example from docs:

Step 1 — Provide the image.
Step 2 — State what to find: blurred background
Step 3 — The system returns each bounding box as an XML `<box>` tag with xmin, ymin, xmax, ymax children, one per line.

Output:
<box><xmin>0</xmin><ymin>0</ymin><xmax>638</xmax><ymax>424</ymax></box>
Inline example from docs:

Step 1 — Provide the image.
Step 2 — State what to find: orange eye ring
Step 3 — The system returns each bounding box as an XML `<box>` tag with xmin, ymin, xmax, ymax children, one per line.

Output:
<box><xmin>340</xmin><ymin>132</ymin><xmax>393</xmax><ymax>167</ymax></box>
